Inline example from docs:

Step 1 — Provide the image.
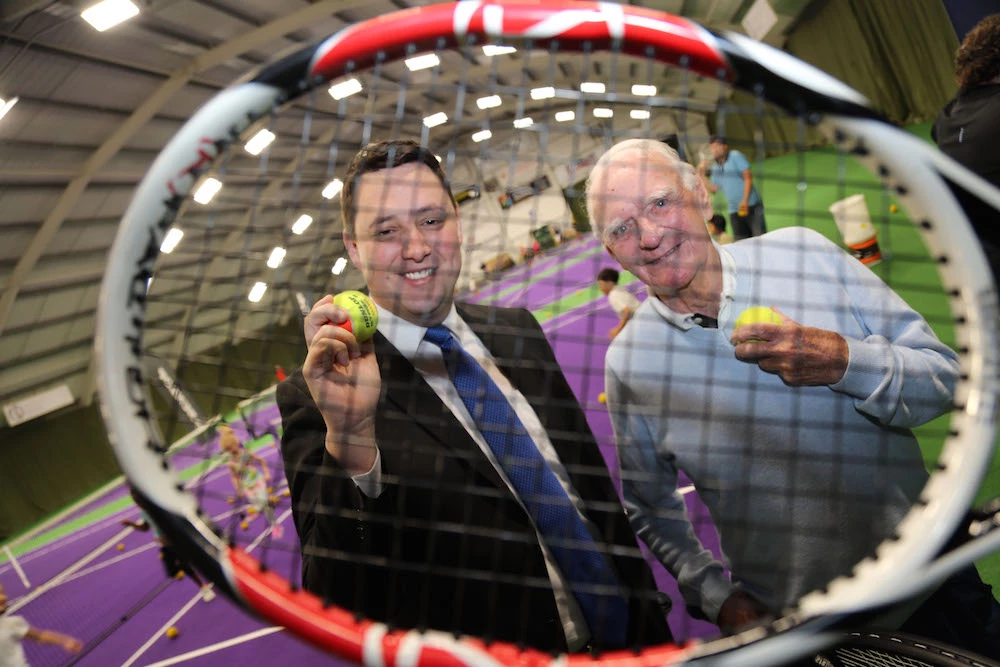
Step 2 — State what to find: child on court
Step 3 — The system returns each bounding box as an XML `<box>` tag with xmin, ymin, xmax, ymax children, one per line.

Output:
<box><xmin>707</xmin><ymin>214</ymin><xmax>733</xmax><ymax>245</ymax></box>
<box><xmin>0</xmin><ymin>582</ymin><xmax>83</xmax><ymax>666</ymax></box>
<box><xmin>219</xmin><ymin>425</ymin><xmax>282</xmax><ymax>538</ymax></box>
<box><xmin>597</xmin><ymin>267</ymin><xmax>642</xmax><ymax>340</ymax></box>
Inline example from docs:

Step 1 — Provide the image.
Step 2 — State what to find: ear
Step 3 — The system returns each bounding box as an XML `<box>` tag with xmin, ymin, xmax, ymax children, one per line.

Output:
<box><xmin>344</xmin><ymin>231</ymin><xmax>361</xmax><ymax>267</ymax></box>
<box><xmin>694</xmin><ymin>179</ymin><xmax>714</xmax><ymax>220</ymax></box>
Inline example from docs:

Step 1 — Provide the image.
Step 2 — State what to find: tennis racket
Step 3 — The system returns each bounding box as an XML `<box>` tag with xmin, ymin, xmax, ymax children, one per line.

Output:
<box><xmin>95</xmin><ymin>2</ymin><xmax>1000</xmax><ymax>665</ymax></box>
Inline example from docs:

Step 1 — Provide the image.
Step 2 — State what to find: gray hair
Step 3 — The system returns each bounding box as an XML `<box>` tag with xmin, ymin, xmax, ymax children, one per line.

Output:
<box><xmin>585</xmin><ymin>138</ymin><xmax>700</xmax><ymax>240</ymax></box>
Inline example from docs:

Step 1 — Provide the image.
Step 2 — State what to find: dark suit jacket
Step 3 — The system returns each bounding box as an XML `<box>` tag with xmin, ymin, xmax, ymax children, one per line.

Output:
<box><xmin>277</xmin><ymin>303</ymin><xmax>671</xmax><ymax>652</ymax></box>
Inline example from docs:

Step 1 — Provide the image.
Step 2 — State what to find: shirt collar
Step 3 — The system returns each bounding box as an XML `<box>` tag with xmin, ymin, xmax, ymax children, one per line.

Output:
<box><xmin>374</xmin><ymin>302</ymin><xmax>466</xmax><ymax>361</ymax></box>
<box><xmin>646</xmin><ymin>241</ymin><xmax>737</xmax><ymax>330</ymax></box>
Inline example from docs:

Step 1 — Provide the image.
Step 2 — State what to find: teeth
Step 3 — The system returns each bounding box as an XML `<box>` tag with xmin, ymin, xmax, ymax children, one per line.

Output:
<box><xmin>405</xmin><ymin>269</ymin><xmax>433</xmax><ymax>280</ymax></box>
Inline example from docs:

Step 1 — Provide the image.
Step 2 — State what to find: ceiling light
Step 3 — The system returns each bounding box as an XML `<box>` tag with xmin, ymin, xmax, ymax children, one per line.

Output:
<box><xmin>329</xmin><ymin>78</ymin><xmax>362</xmax><ymax>100</ymax></box>
<box><xmin>530</xmin><ymin>87</ymin><xmax>555</xmax><ymax>100</ymax></box>
<box><xmin>472</xmin><ymin>130</ymin><xmax>492</xmax><ymax>143</ymax></box>
<box><xmin>332</xmin><ymin>257</ymin><xmax>348</xmax><ymax>275</ymax></box>
<box><xmin>593</xmin><ymin>108</ymin><xmax>614</xmax><ymax>118</ymax></box>
<box><xmin>555</xmin><ymin>110</ymin><xmax>575</xmax><ymax>122</ymax></box>
<box><xmin>322</xmin><ymin>178</ymin><xmax>343</xmax><ymax>199</ymax></box>
<box><xmin>244</xmin><ymin>129</ymin><xmax>275</xmax><ymax>156</ymax></box>
<box><xmin>477</xmin><ymin>95</ymin><xmax>502</xmax><ymax>110</ymax></box>
<box><xmin>291</xmin><ymin>214</ymin><xmax>313</xmax><ymax>235</ymax></box>
<box><xmin>81</xmin><ymin>0</ymin><xmax>139</xmax><ymax>31</ymax></box>
<box><xmin>513</xmin><ymin>117</ymin><xmax>533</xmax><ymax>129</ymax></box>
<box><xmin>580</xmin><ymin>82</ymin><xmax>605</xmax><ymax>94</ymax></box>
<box><xmin>0</xmin><ymin>97</ymin><xmax>18</xmax><ymax>121</ymax></box>
<box><xmin>192</xmin><ymin>177</ymin><xmax>222</xmax><ymax>205</ymax></box>
<box><xmin>248</xmin><ymin>282</ymin><xmax>267</xmax><ymax>303</ymax></box>
<box><xmin>423</xmin><ymin>112</ymin><xmax>448</xmax><ymax>128</ymax></box>
<box><xmin>160</xmin><ymin>228</ymin><xmax>183</xmax><ymax>254</ymax></box>
<box><xmin>482</xmin><ymin>45</ymin><xmax>516</xmax><ymax>56</ymax></box>
<box><xmin>630</xmin><ymin>109</ymin><xmax>651</xmax><ymax>120</ymax></box>
<box><xmin>631</xmin><ymin>84</ymin><xmax>657</xmax><ymax>96</ymax></box>
<box><xmin>266</xmin><ymin>247</ymin><xmax>286</xmax><ymax>269</ymax></box>
<box><xmin>406</xmin><ymin>53</ymin><xmax>440</xmax><ymax>71</ymax></box>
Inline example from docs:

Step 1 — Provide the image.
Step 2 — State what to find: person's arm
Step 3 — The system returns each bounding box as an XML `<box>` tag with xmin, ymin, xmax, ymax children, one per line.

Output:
<box><xmin>733</xmin><ymin>230</ymin><xmax>959</xmax><ymax>427</ymax></box>
<box><xmin>605</xmin><ymin>360</ymin><xmax>735</xmax><ymax>623</ymax></box>
<box><xmin>697</xmin><ymin>161</ymin><xmax>720</xmax><ymax>194</ymax></box>
<box><xmin>609</xmin><ymin>305</ymin><xmax>634</xmax><ymax>339</ymax></box>
<box><xmin>25</xmin><ymin>626</ymin><xmax>83</xmax><ymax>654</ymax></box>
<box><xmin>249</xmin><ymin>451</ymin><xmax>271</xmax><ymax>484</ymax></box>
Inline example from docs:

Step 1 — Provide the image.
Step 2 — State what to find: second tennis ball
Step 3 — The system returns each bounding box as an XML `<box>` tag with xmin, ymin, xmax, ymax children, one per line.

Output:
<box><xmin>734</xmin><ymin>306</ymin><xmax>781</xmax><ymax>343</ymax></box>
<box><xmin>332</xmin><ymin>290</ymin><xmax>378</xmax><ymax>342</ymax></box>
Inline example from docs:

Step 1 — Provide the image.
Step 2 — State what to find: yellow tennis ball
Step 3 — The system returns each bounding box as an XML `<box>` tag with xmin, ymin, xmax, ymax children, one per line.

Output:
<box><xmin>166</xmin><ymin>627</ymin><xmax>179</xmax><ymax>639</ymax></box>
<box><xmin>117</xmin><ymin>543</ymin><xmax>125</xmax><ymax>551</ymax></box>
<box><xmin>598</xmin><ymin>392</ymin><xmax>607</xmax><ymax>404</ymax></box>
<box><xmin>332</xmin><ymin>290</ymin><xmax>378</xmax><ymax>342</ymax></box>
<box><xmin>734</xmin><ymin>306</ymin><xmax>781</xmax><ymax>343</ymax></box>
<box><xmin>889</xmin><ymin>204</ymin><xmax>899</xmax><ymax>213</ymax></box>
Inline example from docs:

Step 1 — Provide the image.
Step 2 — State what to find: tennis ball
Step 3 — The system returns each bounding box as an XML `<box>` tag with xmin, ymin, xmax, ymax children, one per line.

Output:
<box><xmin>332</xmin><ymin>290</ymin><xmax>378</xmax><ymax>342</ymax></box>
<box><xmin>240</xmin><ymin>521</ymin><xmax>249</xmax><ymax>530</ymax></box>
<box><xmin>117</xmin><ymin>543</ymin><xmax>125</xmax><ymax>551</ymax></box>
<box><xmin>165</xmin><ymin>627</ymin><xmax>179</xmax><ymax>639</ymax></box>
<box><xmin>175</xmin><ymin>570</ymin><xmax>185</xmax><ymax>580</ymax></box>
<box><xmin>598</xmin><ymin>392</ymin><xmax>607</xmax><ymax>404</ymax></box>
<box><xmin>889</xmin><ymin>204</ymin><xmax>899</xmax><ymax>213</ymax></box>
<box><xmin>734</xmin><ymin>306</ymin><xmax>781</xmax><ymax>343</ymax></box>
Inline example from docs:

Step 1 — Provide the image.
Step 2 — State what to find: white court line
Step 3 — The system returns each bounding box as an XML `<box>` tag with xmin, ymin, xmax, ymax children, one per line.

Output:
<box><xmin>141</xmin><ymin>627</ymin><xmax>284</xmax><ymax>667</ymax></box>
<box><xmin>2</xmin><ymin>546</ymin><xmax>30</xmax><ymax>589</ymax></box>
<box><xmin>57</xmin><ymin>543</ymin><xmax>159</xmax><ymax>586</ymax></box>
<box><xmin>120</xmin><ymin>587</ymin><xmax>208</xmax><ymax>667</ymax></box>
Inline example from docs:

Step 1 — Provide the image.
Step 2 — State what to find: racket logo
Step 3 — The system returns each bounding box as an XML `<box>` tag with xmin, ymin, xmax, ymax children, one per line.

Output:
<box><xmin>166</xmin><ymin>137</ymin><xmax>221</xmax><ymax>198</ymax></box>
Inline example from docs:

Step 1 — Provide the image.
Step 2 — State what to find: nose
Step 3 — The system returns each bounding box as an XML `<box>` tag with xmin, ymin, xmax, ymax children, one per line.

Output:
<box><xmin>636</xmin><ymin>216</ymin><xmax>662</xmax><ymax>250</ymax></box>
<box><xmin>401</xmin><ymin>225</ymin><xmax>432</xmax><ymax>261</ymax></box>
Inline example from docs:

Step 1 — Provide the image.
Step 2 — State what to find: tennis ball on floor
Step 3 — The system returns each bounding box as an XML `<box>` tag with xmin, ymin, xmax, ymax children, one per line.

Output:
<box><xmin>247</xmin><ymin>507</ymin><xmax>258</xmax><ymax>516</ymax></box>
<box><xmin>226</xmin><ymin>496</ymin><xmax>235</xmax><ymax>504</ymax></box>
<box><xmin>175</xmin><ymin>570</ymin><xmax>185</xmax><ymax>580</ymax></box>
<box><xmin>889</xmin><ymin>204</ymin><xmax>899</xmax><ymax>213</ymax></box>
<box><xmin>332</xmin><ymin>290</ymin><xmax>378</xmax><ymax>342</ymax></box>
<box><xmin>734</xmin><ymin>306</ymin><xmax>781</xmax><ymax>343</ymax></box>
<box><xmin>165</xmin><ymin>627</ymin><xmax>179</xmax><ymax>639</ymax></box>
<box><xmin>117</xmin><ymin>543</ymin><xmax>125</xmax><ymax>551</ymax></box>
<box><xmin>240</xmin><ymin>521</ymin><xmax>249</xmax><ymax>530</ymax></box>
<box><xmin>598</xmin><ymin>392</ymin><xmax>607</xmax><ymax>404</ymax></box>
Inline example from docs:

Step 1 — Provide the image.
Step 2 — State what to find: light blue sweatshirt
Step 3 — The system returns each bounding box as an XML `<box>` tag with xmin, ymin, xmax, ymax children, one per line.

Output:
<box><xmin>606</xmin><ymin>227</ymin><xmax>959</xmax><ymax>622</ymax></box>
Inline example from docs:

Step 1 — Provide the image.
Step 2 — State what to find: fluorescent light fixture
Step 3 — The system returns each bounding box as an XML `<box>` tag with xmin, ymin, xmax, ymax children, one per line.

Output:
<box><xmin>630</xmin><ymin>109</ymin><xmax>651</xmax><ymax>120</ymax></box>
<box><xmin>530</xmin><ymin>87</ymin><xmax>555</xmax><ymax>100</ymax></box>
<box><xmin>291</xmin><ymin>214</ymin><xmax>314</xmax><ymax>235</ymax></box>
<box><xmin>580</xmin><ymin>82</ymin><xmax>606</xmax><ymax>94</ymax></box>
<box><xmin>472</xmin><ymin>129</ymin><xmax>492</xmax><ymax>143</ymax></box>
<box><xmin>482</xmin><ymin>45</ymin><xmax>516</xmax><ymax>56</ymax></box>
<box><xmin>593</xmin><ymin>108</ymin><xmax>614</xmax><ymax>118</ymax></box>
<box><xmin>0</xmin><ymin>97</ymin><xmax>19</xmax><ymax>121</ymax></box>
<box><xmin>513</xmin><ymin>117</ymin><xmax>533</xmax><ymax>129</ymax></box>
<box><xmin>423</xmin><ymin>112</ymin><xmax>448</xmax><ymax>128</ymax></box>
<box><xmin>329</xmin><ymin>78</ymin><xmax>362</xmax><ymax>100</ymax></box>
<box><xmin>266</xmin><ymin>247</ymin><xmax>286</xmax><ymax>269</ymax></box>
<box><xmin>192</xmin><ymin>177</ymin><xmax>222</xmax><ymax>205</ymax></box>
<box><xmin>160</xmin><ymin>228</ymin><xmax>183</xmax><ymax>254</ymax></box>
<box><xmin>631</xmin><ymin>84</ymin><xmax>657</xmax><ymax>96</ymax></box>
<box><xmin>555</xmin><ymin>110</ymin><xmax>575</xmax><ymax>122</ymax></box>
<box><xmin>332</xmin><ymin>257</ymin><xmax>348</xmax><ymax>275</ymax></box>
<box><xmin>322</xmin><ymin>178</ymin><xmax>343</xmax><ymax>199</ymax></box>
<box><xmin>244</xmin><ymin>129</ymin><xmax>275</xmax><ymax>156</ymax></box>
<box><xmin>81</xmin><ymin>0</ymin><xmax>138</xmax><ymax>31</ymax></box>
<box><xmin>477</xmin><ymin>95</ymin><xmax>502</xmax><ymax>110</ymax></box>
<box><xmin>406</xmin><ymin>53</ymin><xmax>440</xmax><ymax>71</ymax></box>
<box><xmin>248</xmin><ymin>282</ymin><xmax>267</xmax><ymax>303</ymax></box>
<box><xmin>435</xmin><ymin>154</ymin><xmax>443</xmax><ymax>162</ymax></box>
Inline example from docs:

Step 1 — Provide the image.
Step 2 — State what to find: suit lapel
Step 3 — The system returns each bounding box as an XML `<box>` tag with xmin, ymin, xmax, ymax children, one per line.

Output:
<box><xmin>373</xmin><ymin>331</ymin><xmax>509</xmax><ymax>492</ymax></box>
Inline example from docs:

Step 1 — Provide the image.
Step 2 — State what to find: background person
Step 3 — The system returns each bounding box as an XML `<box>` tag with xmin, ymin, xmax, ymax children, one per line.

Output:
<box><xmin>597</xmin><ymin>267</ymin><xmax>642</xmax><ymax>340</ymax></box>
<box><xmin>697</xmin><ymin>136</ymin><xmax>767</xmax><ymax>240</ymax></box>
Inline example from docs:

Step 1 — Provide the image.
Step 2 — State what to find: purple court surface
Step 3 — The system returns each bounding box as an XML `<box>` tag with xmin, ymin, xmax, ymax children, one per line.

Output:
<box><xmin>1</xmin><ymin>236</ymin><xmax>721</xmax><ymax>666</ymax></box>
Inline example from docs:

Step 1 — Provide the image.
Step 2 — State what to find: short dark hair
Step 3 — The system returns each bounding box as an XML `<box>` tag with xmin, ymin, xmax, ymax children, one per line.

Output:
<box><xmin>597</xmin><ymin>267</ymin><xmax>620</xmax><ymax>283</ymax></box>
<box><xmin>341</xmin><ymin>139</ymin><xmax>455</xmax><ymax>237</ymax></box>
<box><xmin>709</xmin><ymin>135</ymin><xmax>726</xmax><ymax>145</ymax></box>
<box><xmin>708</xmin><ymin>214</ymin><xmax>727</xmax><ymax>232</ymax></box>
<box><xmin>955</xmin><ymin>13</ymin><xmax>1000</xmax><ymax>89</ymax></box>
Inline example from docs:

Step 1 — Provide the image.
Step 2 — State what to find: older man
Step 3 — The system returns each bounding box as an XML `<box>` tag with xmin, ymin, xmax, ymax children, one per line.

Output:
<box><xmin>586</xmin><ymin>138</ymin><xmax>1000</xmax><ymax>655</ymax></box>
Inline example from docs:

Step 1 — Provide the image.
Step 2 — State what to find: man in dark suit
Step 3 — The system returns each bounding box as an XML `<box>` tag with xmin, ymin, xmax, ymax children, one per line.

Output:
<box><xmin>277</xmin><ymin>139</ymin><xmax>672</xmax><ymax>653</ymax></box>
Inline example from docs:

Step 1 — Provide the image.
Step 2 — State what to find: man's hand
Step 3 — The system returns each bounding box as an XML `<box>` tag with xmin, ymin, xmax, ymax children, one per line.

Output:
<box><xmin>717</xmin><ymin>591</ymin><xmax>772</xmax><ymax>635</ymax></box>
<box><xmin>737</xmin><ymin>203</ymin><xmax>749</xmax><ymax>217</ymax></box>
<box><xmin>302</xmin><ymin>295</ymin><xmax>381</xmax><ymax>474</ymax></box>
<box><xmin>731</xmin><ymin>307</ymin><xmax>849</xmax><ymax>386</ymax></box>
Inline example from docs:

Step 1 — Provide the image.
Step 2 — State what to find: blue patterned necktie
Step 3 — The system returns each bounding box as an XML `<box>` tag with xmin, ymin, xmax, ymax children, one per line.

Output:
<box><xmin>423</xmin><ymin>325</ymin><xmax>629</xmax><ymax>648</ymax></box>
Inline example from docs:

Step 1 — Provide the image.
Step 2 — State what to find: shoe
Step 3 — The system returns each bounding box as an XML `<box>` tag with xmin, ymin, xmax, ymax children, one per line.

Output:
<box><xmin>271</xmin><ymin>525</ymin><xmax>283</xmax><ymax>539</ymax></box>
<box><xmin>201</xmin><ymin>587</ymin><xmax>215</xmax><ymax>602</ymax></box>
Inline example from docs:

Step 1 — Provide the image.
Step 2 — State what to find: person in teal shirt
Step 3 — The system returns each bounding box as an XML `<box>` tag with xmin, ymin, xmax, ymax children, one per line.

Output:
<box><xmin>698</xmin><ymin>136</ymin><xmax>767</xmax><ymax>240</ymax></box>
